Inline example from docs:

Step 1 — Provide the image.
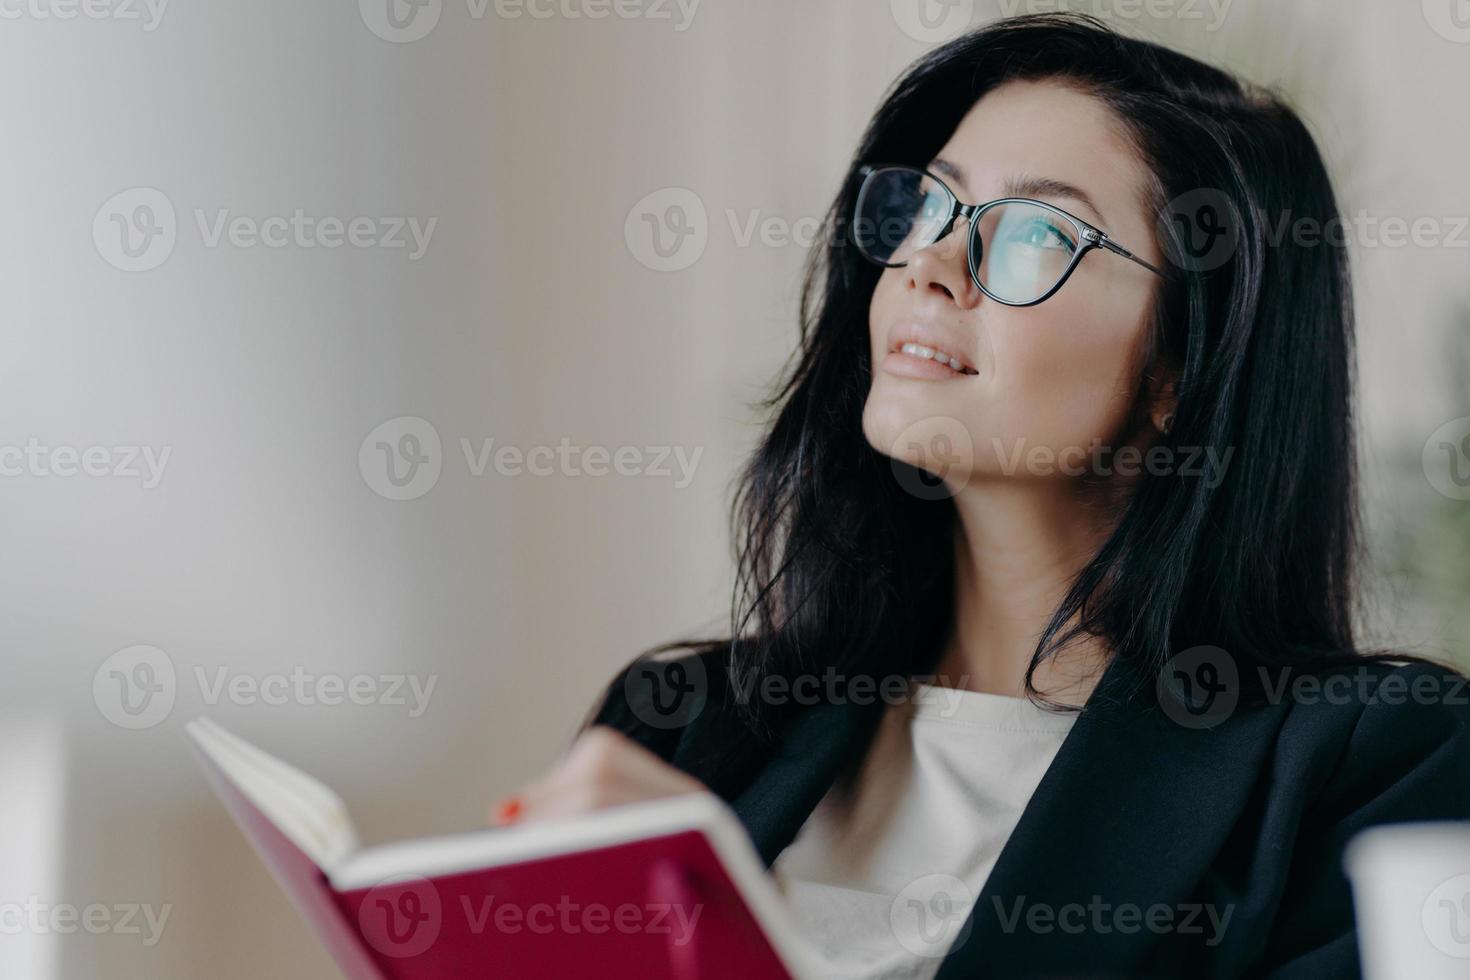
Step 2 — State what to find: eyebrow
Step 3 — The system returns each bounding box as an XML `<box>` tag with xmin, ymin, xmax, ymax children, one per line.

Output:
<box><xmin>929</xmin><ymin>157</ymin><xmax>1109</xmax><ymax>227</ymax></box>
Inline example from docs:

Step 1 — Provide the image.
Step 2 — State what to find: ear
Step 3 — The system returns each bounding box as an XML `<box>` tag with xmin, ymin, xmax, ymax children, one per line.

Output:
<box><xmin>1145</xmin><ymin>362</ymin><xmax>1180</xmax><ymax>436</ymax></box>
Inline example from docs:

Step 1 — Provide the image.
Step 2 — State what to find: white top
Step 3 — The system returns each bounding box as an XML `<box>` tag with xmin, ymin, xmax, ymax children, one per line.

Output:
<box><xmin>771</xmin><ymin>682</ymin><xmax>1078</xmax><ymax>979</ymax></box>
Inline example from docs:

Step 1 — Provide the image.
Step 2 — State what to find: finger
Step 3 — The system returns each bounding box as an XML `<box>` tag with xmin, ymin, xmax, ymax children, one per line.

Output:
<box><xmin>488</xmin><ymin>727</ymin><xmax>704</xmax><ymax>825</ymax></box>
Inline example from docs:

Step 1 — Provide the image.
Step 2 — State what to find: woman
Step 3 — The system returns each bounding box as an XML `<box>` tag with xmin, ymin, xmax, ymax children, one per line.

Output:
<box><xmin>491</xmin><ymin>13</ymin><xmax>1470</xmax><ymax>978</ymax></box>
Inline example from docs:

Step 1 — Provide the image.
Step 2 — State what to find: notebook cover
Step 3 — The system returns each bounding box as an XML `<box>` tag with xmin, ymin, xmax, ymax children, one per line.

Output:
<box><xmin>194</xmin><ymin>735</ymin><xmax>798</xmax><ymax>979</ymax></box>
<box><xmin>337</xmin><ymin>829</ymin><xmax>796</xmax><ymax>979</ymax></box>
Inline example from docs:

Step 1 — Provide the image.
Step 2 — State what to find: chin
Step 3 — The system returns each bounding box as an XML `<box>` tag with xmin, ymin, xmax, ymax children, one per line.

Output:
<box><xmin>862</xmin><ymin>390</ymin><xmax>980</xmax><ymax>487</ymax></box>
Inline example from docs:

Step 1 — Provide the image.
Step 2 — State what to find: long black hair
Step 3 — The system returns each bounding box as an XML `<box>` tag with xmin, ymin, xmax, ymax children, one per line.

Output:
<box><xmin>644</xmin><ymin>13</ymin><xmax>1424</xmax><ymax>739</ymax></box>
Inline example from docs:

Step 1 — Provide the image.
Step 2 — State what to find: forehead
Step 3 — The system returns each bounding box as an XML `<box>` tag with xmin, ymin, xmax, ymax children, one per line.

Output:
<box><xmin>933</xmin><ymin>78</ymin><xmax>1151</xmax><ymax>225</ymax></box>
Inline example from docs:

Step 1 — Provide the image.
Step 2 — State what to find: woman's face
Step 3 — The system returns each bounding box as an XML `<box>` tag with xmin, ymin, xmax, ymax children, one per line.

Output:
<box><xmin>862</xmin><ymin>78</ymin><xmax>1167</xmax><ymax>492</ymax></box>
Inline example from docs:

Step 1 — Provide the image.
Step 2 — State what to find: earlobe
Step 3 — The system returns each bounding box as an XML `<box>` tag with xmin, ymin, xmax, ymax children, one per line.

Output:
<box><xmin>1150</xmin><ymin>378</ymin><xmax>1180</xmax><ymax>435</ymax></box>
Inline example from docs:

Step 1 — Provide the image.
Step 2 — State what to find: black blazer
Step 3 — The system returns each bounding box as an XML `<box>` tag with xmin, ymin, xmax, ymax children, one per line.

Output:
<box><xmin>588</xmin><ymin>647</ymin><xmax>1470</xmax><ymax>979</ymax></box>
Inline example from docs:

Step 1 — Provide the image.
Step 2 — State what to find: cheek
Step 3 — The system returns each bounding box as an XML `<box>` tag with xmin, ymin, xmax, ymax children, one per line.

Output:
<box><xmin>867</xmin><ymin>270</ymin><xmax>903</xmax><ymax>356</ymax></box>
<box><xmin>989</xmin><ymin>291</ymin><xmax>1149</xmax><ymax>447</ymax></box>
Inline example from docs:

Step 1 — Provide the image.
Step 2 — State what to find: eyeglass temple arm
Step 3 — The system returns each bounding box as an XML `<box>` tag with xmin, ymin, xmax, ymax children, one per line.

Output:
<box><xmin>1086</xmin><ymin>228</ymin><xmax>1168</xmax><ymax>279</ymax></box>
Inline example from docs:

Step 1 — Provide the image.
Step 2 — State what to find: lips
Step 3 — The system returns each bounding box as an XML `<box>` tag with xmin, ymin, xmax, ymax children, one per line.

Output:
<box><xmin>895</xmin><ymin>341</ymin><xmax>973</xmax><ymax>374</ymax></box>
<box><xmin>885</xmin><ymin>321</ymin><xmax>978</xmax><ymax>376</ymax></box>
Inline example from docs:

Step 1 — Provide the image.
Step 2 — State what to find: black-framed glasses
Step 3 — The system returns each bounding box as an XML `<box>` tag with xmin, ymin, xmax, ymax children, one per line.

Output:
<box><xmin>852</xmin><ymin>164</ymin><xmax>1166</xmax><ymax>307</ymax></box>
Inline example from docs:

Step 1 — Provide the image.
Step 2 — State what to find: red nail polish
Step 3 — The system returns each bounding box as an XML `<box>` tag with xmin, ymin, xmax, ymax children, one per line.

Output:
<box><xmin>495</xmin><ymin>796</ymin><xmax>524</xmax><ymax>825</ymax></box>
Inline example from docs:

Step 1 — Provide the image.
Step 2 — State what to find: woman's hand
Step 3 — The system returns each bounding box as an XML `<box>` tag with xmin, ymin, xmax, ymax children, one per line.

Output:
<box><xmin>489</xmin><ymin>725</ymin><xmax>708</xmax><ymax>826</ymax></box>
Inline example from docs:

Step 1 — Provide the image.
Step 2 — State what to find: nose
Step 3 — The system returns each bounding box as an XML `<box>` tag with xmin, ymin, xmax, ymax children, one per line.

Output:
<box><xmin>904</xmin><ymin>216</ymin><xmax>982</xmax><ymax>309</ymax></box>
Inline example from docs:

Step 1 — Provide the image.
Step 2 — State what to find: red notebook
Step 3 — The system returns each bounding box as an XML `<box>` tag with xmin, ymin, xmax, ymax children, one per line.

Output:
<box><xmin>185</xmin><ymin>717</ymin><xmax>823</xmax><ymax>980</ymax></box>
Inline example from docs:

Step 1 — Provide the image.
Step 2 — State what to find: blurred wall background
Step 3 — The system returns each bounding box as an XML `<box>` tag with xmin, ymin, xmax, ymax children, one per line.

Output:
<box><xmin>1</xmin><ymin>1</ymin><xmax>1466</xmax><ymax>976</ymax></box>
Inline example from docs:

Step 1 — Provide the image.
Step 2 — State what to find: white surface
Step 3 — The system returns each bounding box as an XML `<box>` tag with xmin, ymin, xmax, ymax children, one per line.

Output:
<box><xmin>1346</xmin><ymin>822</ymin><xmax>1470</xmax><ymax>979</ymax></box>
<box><xmin>0</xmin><ymin>714</ymin><xmax>65</xmax><ymax>980</ymax></box>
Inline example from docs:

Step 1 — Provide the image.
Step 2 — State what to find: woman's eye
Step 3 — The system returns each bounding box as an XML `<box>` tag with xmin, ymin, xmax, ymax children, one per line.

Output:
<box><xmin>1014</xmin><ymin>218</ymin><xmax>1075</xmax><ymax>251</ymax></box>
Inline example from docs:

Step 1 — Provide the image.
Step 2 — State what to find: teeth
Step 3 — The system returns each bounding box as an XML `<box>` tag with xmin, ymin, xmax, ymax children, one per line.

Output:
<box><xmin>900</xmin><ymin>342</ymin><xmax>969</xmax><ymax>373</ymax></box>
